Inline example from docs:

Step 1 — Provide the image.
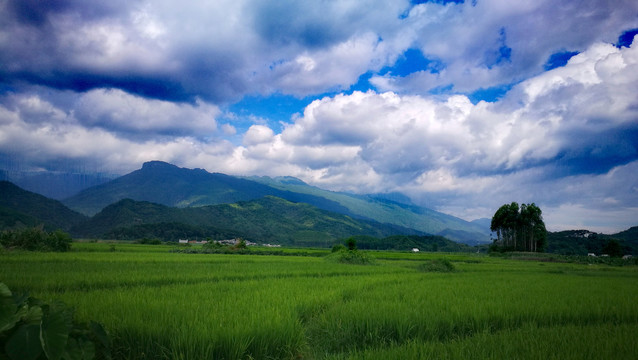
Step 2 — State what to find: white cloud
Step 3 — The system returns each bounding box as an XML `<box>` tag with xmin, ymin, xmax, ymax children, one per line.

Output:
<box><xmin>243</xmin><ymin>125</ymin><xmax>274</xmax><ymax>146</ymax></box>
<box><xmin>225</xmin><ymin>39</ymin><xmax>637</xmax><ymax>231</ymax></box>
<box><xmin>74</xmin><ymin>89</ymin><xmax>220</xmax><ymax>137</ymax></box>
<box><xmin>373</xmin><ymin>0</ymin><xmax>638</xmax><ymax>94</ymax></box>
<box><xmin>3</xmin><ymin>0</ymin><xmax>636</xmax><ymax>102</ymax></box>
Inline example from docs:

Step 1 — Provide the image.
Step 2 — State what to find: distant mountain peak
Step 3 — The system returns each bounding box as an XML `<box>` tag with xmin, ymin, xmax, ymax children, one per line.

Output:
<box><xmin>274</xmin><ymin>176</ymin><xmax>307</xmax><ymax>186</ymax></box>
<box><xmin>141</xmin><ymin>160</ymin><xmax>179</xmax><ymax>170</ymax></box>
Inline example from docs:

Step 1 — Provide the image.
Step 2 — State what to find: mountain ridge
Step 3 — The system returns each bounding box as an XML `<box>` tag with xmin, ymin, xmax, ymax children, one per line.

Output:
<box><xmin>0</xmin><ymin>181</ymin><xmax>87</xmax><ymax>231</ymax></box>
<box><xmin>63</xmin><ymin>161</ymin><xmax>491</xmax><ymax>244</ymax></box>
<box><xmin>72</xmin><ymin>196</ymin><xmax>427</xmax><ymax>246</ymax></box>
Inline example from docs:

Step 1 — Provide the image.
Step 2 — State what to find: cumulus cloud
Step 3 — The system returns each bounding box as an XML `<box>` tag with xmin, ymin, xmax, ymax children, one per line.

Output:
<box><xmin>229</xmin><ymin>39</ymin><xmax>638</xmax><ymax>228</ymax></box>
<box><xmin>275</xmin><ymin>36</ymin><xmax>638</xmax><ymax>184</ymax></box>
<box><xmin>5</xmin><ymin>0</ymin><xmax>633</xmax><ymax>103</ymax></box>
<box><xmin>0</xmin><ymin>88</ymin><xmax>227</xmax><ymax>173</ymax></box>
<box><xmin>372</xmin><ymin>0</ymin><xmax>638</xmax><ymax>94</ymax></box>
<box><xmin>0</xmin><ymin>89</ymin><xmax>220</xmax><ymax>139</ymax></box>
<box><xmin>74</xmin><ymin>89</ymin><xmax>219</xmax><ymax>138</ymax></box>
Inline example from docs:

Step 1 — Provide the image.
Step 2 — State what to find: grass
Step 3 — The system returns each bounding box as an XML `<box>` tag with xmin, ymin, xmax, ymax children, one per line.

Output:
<box><xmin>1</xmin><ymin>243</ymin><xmax>637</xmax><ymax>359</ymax></box>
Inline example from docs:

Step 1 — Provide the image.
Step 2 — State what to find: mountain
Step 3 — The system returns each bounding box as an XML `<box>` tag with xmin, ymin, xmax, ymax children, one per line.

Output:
<box><xmin>546</xmin><ymin>228</ymin><xmax>638</xmax><ymax>256</ymax></box>
<box><xmin>72</xmin><ymin>196</ymin><xmax>426</xmax><ymax>247</ymax></box>
<box><xmin>611</xmin><ymin>226</ymin><xmax>638</xmax><ymax>246</ymax></box>
<box><xmin>0</xmin><ymin>181</ymin><xmax>87</xmax><ymax>231</ymax></box>
<box><xmin>63</xmin><ymin>161</ymin><xmax>491</xmax><ymax>244</ymax></box>
<box><xmin>248</xmin><ymin>175</ymin><xmax>490</xmax><ymax>244</ymax></box>
<box><xmin>63</xmin><ymin>161</ymin><xmax>351</xmax><ymax>217</ymax></box>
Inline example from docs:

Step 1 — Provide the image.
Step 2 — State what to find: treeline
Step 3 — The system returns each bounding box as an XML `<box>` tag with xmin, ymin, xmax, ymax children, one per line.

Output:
<box><xmin>0</xmin><ymin>226</ymin><xmax>71</xmax><ymax>251</ymax></box>
<box><xmin>105</xmin><ymin>222</ymin><xmax>238</xmax><ymax>242</ymax></box>
<box><xmin>342</xmin><ymin>235</ymin><xmax>477</xmax><ymax>252</ymax></box>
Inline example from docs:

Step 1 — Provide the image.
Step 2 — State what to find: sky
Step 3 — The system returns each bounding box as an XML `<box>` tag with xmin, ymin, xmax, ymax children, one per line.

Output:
<box><xmin>1</xmin><ymin>0</ymin><xmax>637</xmax><ymax>233</ymax></box>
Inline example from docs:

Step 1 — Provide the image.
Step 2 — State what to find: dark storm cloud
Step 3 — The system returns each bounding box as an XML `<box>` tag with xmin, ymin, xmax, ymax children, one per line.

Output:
<box><xmin>252</xmin><ymin>1</ymin><xmax>350</xmax><ymax>48</ymax></box>
<box><xmin>6</xmin><ymin>0</ymin><xmax>127</xmax><ymax>26</ymax></box>
<box><xmin>0</xmin><ymin>0</ymin><xmax>252</xmax><ymax>103</ymax></box>
<box><xmin>0</xmin><ymin>0</ymin><xmax>408</xmax><ymax>103</ymax></box>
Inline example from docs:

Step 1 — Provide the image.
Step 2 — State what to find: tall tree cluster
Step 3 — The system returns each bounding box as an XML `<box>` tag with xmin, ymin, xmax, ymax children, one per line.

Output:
<box><xmin>490</xmin><ymin>202</ymin><xmax>547</xmax><ymax>252</ymax></box>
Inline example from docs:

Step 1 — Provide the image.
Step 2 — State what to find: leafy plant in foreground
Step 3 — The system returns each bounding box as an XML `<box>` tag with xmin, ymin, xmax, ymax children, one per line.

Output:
<box><xmin>0</xmin><ymin>282</ymin><xmax>111</xmax><ymax>360</ymax></box>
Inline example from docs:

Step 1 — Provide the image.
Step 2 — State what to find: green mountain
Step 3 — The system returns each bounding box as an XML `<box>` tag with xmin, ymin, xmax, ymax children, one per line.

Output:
<box><xmin>546</xmin><ymin>228</ymin><xmax>637</xmax><ymax>256</ymax></box>
<box><xmin>63</xmin><ymin>161</ymin><xmax>352</xmax><ymax>217</ymax></box>
<box><xmin>72</xmin><ymin>196</ymin><xmax>425</xmax><ymax>247</ymax></box>
<box><xmin>0</xmin><ymin>181</ymin><xmax>87</xmax><ymax>231</ymax></box>
<box><xmin>612</xmin><ymin>226</ymin><xmax>638</xmax><ymax>246</ymax></box>
<box><xmin>248</xmin><ymin>176</ymin><xmax>490</xmax><ymax>244</ymax></box>
<box><xmin>64</xmin><ymin>161</ymin><xmax>489</xmax><ymax>244</ymax></box>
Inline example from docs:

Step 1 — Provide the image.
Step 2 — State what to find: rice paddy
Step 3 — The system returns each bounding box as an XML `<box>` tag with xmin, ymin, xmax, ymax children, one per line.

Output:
<box><xmin>1</xmin><ymin>243</ymin><xmax>637</xmax><ymax>359</ymax></box>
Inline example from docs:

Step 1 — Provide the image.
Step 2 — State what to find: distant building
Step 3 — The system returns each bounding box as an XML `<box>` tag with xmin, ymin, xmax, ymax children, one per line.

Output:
<box><xmin>178</xmin><ymin>239</ymin><xmax>188</xmax><ymax>244</ymax></box>
<box><xmin>412</xmin><ymin>248</ymin><xmax>419</xmax><ymax>253</ymax></box>
<box><xmin>587</xmin><ymin>253</ymin><xmax>596</xmax><ymax>257</ymax></box>
<box><xmin>623</xmin><ymin>255</ymin><xmax>633</xmax><ymax>260</ymax></box>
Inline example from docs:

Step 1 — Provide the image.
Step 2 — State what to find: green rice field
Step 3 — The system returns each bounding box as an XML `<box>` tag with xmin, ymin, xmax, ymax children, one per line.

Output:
<box><xmin>2</xmin><ymin>242</ymin><xmax>637</xmax><ymax>359</ymax></box>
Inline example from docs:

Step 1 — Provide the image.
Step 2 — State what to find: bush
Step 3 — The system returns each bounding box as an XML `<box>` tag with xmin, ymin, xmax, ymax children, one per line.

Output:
<box><xmin>136</xmin><ymin>237</ymin><xmax>162</xmax><ymax>245</ymax></box>
<box><xmin>326</xmin><ymin>249</ymin><xmax>376</xmax><ymax>265</ymax></box>
<box><xmin>0</xmin><ymin>282</ymin><xmax>111</xmax><ymax>360</ymax></box>
<box><xmin>234</xmin><ymin>238</ymin><xmax>247</xmax><ymax>250</ymax></box>
<box><xmin>418</xmin><ymin>259</ymin><xmax>456</xmax><ymax>272</ymax></box>
<box><xmin>331</xmin><ymin>244</ymin><xmax>346</xmax><ymax>253</ymax></box>
<box><xmin>0</xmin><ymin>227</ymin><xmax>71</xmax><ymax>252</ymax></box>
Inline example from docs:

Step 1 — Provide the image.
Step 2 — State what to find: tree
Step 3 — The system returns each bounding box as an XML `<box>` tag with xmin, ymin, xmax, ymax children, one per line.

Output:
<box><xmin>345</xmin><ymin>237</ymin><xmax>357</xmax><ymax>251</ymax></box>
<box><xmin>490</xmin><ymin>202</ymin><xmax>546</xmax><ymax>252</ymax></box>
<box><xmin>601</xmin><ymin>239</ymin><xmax>623</xmax><ymax>257</ymax></box>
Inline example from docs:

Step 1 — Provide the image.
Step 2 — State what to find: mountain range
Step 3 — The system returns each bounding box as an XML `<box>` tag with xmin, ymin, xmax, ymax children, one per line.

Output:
<box><xmin>1</xmin><ymin>161</ymin><xmax>637</xmax><ymax>254</ymax></box>
<box><xmin>61</xmin><ymin>161</ymin><xmax>491</xmax><ymax>244</ymax></box>
<box><xmin>0</xmin><ymin>160</ymin><xmax>489</xmax><ymax>245</ymax></box>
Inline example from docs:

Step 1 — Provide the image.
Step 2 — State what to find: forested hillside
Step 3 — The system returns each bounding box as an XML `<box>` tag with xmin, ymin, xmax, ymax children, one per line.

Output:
<box><xmin>546</xmin><ymin>229</ymin><xmax>637</xmax><ymax>256</ymax></box>
<box><xmin>72</xmin><ymin>196</ymin><xmax>426</xmax><ymax>246</ymax></box>
<box><xmin>0</xmin><ymin>181</ymin><xmax>87</xmax><ymax>231</ymax></box>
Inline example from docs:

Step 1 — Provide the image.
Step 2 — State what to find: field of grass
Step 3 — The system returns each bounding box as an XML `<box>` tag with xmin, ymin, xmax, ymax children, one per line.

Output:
<box><xmin>1</xmin><ymin>243</ymin><xmax>637</xmax><ymax>359</ymax></box>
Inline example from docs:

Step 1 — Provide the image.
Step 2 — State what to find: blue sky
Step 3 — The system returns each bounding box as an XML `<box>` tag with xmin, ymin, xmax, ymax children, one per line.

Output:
<box><xmin>1</xmin><ymin>0</ymin><xmax>637</xmax><ymax>232</ymax></box>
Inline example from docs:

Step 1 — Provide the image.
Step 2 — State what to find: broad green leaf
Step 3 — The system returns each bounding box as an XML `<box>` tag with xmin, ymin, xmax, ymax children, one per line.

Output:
<box><xmin>0</xmin><ymin>283</ymin><xmax>11</xmax><ymax>297</ymax></box>
<box><xmin>1</xmin><ymin>302</ymin><xmax>27</xmax><ymax>334</ymax></box>
<box><xmin>23</xmin><ymin>305</ymin><xmax>43</xmax><ymax>324</ymax></box>
<box><xmin>5</xmin><ymin>323</ymin><xmax>43</xmax><ymax>360</ymax></box>
<box><xmin>0</xmin><ymin>286</ymin><xmax>17</xmax><ymax>332</ymax></box>
<box><xmin>63</xmin><ymin>337</ymin><xmax>96</xmax><ymax>360</ymax></box>
<box><xmin>40</xmin><ymin>302</ymin><xmax>72</xmax><ymax>360</ymax></box>
<box><xmin>90</xmin><ymin>320</ymin><xmax>111</xmax><ymax>348</ymax></box>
